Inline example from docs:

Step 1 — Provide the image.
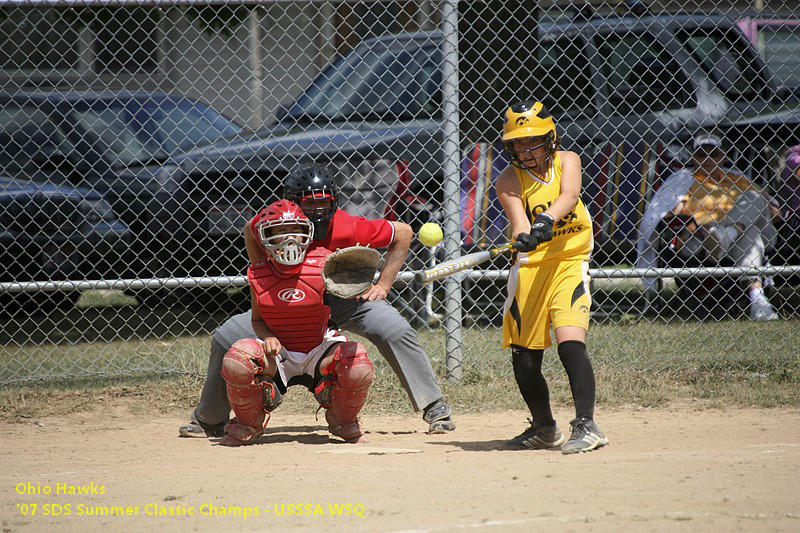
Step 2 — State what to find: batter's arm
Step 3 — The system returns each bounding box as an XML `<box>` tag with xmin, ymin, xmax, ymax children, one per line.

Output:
<box><xmin>547</xmin><ymin>150</ymin><xmax>582</xmax><ymax>221</ymax></box>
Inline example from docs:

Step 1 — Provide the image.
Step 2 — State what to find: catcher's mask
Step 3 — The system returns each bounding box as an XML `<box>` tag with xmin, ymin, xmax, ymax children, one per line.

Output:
<box><xmin>283</xmin><ymin>163</ymin><xmax>339</xmax><ymax>238</ymax></box>
<box><xmin>502</xmin><ymin>101</ymin><xmax>559</xmax><ymax>171</ymax></box>
<box><xmin>254</xmin><ymin>200</ymin><xmax>314</xmax><ymax>267</ymax></box>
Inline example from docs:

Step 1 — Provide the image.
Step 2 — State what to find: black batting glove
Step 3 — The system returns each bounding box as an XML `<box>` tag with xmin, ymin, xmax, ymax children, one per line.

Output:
<box><xmin>513</xmin><ymin>232</ymin><xmax>539</xmax><ymax>252</ymax></box>
<box><xmin>530</xmin><ymin>213</ymin><xmax>555</xmax><ymax>244</ymax></box>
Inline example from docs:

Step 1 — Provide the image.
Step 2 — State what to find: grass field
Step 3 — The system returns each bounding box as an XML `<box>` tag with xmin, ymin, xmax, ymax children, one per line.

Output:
<box><xmin>1</xmin><ymin>319</ymin><xmax>798</xmax><ymax>422</ymax></box>
<box><xmin>1</xmin><ymin>284</ymin><xmax>798</xmax><ymax>420</ymax></box>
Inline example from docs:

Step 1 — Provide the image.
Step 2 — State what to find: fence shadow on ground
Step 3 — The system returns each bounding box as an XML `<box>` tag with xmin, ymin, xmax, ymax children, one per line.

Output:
<box><xmin>0</xmin><ymin>290</ymin><xmax>250</xmax><ymax>347</ymax></box>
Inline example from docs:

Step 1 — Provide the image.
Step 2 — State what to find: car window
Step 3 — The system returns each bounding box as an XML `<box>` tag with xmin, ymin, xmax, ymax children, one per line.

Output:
<box><xmin>757</xmin><ymin>23</ymin><xmax>800</xmax><ymax>89</ymax></box>
<box><xmin>351</xmin><ymin>45</ymin><xmax>441</xmax><ymax>121</ymax></box>
<box><xmin>536</xmin><ymin>36</ymin><xmax>595</xmax><ymax>119</ymax></box>
<box><xmin>287</xmin><ymin>44</ymin><xmax>392</xmax><ymax>121</ymax></box>
<box><xmin>676</xmin><ymin>27</ymin><xmax>769</xmax><ymax>101</ymax></box>
<box><xmin>595</xmin><ymin>31</ymin><xmax>695</xmax><ymax>115</ymax></box>
<box><xmin>287</xmin><ymin>41</ymin><xmax>441</xmax><ymax>122</ymax></box>
<box><xmin>0</xmin><ymin>103</ymin><xmax>70</xmax><ymax>168</ymax></box>
<box><xmin>71</xmin><ymin>106</ymin><xmax>155</xmax><ymax>166</ymax></box>
<box><xmin>140</xmin><ymin>98</ymin><xmax>242</xmax><ymax>155</ymax></box>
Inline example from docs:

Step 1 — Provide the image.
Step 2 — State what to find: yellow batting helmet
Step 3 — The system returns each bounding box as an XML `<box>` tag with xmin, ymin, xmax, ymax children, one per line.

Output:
<box><xmin>502</xmin><ymin>101</ymin><xmax>559</xmax><ymax>170</ymax></box>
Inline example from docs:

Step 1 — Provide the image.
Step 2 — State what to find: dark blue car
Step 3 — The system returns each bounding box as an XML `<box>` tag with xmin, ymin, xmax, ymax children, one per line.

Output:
<box><xmin>0</xmin><ymin>91</ymin><xmax>244</xmax><ymax>298</ymax></box>
<box><xmin>0</xmin><ymin>176</ymin><xmax>130</xmax><ymax>314</ymax></box>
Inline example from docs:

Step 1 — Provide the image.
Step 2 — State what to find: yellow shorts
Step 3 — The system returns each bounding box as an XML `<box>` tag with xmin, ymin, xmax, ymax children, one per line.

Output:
<box><xmin>502</xmin><ymin>258</ymin><xmax>591</xmax><ymax>350</ymax></box>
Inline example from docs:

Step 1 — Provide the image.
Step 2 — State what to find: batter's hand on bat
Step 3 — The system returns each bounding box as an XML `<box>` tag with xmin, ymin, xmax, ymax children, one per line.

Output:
<box><xmin>514</xmin><ymin>232</ymin><xmax>539</xmax><ymax>252</ymax></box>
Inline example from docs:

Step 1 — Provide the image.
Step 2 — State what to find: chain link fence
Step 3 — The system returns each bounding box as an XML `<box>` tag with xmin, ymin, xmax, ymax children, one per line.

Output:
<box><xmin>1</xmin><ymin>0</ymin><xmax>799</xmax><ymax>385</ymax></box>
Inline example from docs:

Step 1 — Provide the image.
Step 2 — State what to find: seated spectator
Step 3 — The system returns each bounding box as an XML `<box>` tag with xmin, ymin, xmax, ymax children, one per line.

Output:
<box><xmin>779</xmin><ymin>145</ymin><xmax>800</xmax><ymax>219</ymax></box>
<box><xmin>636</xmin><ymin>133</ymin><xmax>779</xmax><ymax>321</ymax></box>
<box><xmin>772</xmin><ymin>144</ymin><xmax>800</xmax><ymax>269</ymax></box>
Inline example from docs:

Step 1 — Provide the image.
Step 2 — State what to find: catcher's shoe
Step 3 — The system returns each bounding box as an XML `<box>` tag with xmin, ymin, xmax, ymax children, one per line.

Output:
<box><xmin>505</xmin><ymin>419</ymin><xmax>565</xmax><ymax>450</ymax></box>
<box><xmin>423</xmin><ymin>399</ymin><xmax>456</xmax><ymax>434</ymax></box>
<box><xmin>561</xmin><ymin>417</ymin><xmax>609</xmax><ymax>454</ymax></box>
<box><xmin>219</xmin><ymin>417</ymin><xmax>266</xmax><ymax>447</ymax></box>
<box><xmin>325</xmin><ymin>409</ymin><xmax>368</xmax><ymax>443</ymax></box>
<box><xmin>178</xmin><ymin>417</ymin><xmax>227</xmax><ymax>438</ymax></box>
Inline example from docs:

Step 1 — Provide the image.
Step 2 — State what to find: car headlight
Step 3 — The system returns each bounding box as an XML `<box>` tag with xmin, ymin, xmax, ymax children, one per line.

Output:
<box><xmin>78</xmin><ymin>197</ymin><xmax>115</xmax><ymax>223</ymax></box>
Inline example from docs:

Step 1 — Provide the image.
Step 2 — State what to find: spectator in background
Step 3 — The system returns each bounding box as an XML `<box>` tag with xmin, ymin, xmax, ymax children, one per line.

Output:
<box><xmin>779</xmin><ymin>145</ymin><xmax>800</xmax><ymax>220</ymax></box>
<box><xmin>637</xmin><ymin>133</ymin><xmax>780</xmax><ymax>321</ymax></box>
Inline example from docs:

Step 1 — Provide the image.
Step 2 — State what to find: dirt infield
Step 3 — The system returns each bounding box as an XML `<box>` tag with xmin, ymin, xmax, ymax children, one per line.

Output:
<box><xmin>2</xmin><ymin>405</ymin><xmax>799</xmax><ymax>532</ymax></box>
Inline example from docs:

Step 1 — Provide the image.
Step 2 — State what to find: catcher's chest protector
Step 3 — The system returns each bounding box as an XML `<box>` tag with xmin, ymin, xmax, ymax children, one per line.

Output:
<box><xmin>249</xmin><ymin>248</ymin><xmax>331</xmax><ymax>353</ymax></box>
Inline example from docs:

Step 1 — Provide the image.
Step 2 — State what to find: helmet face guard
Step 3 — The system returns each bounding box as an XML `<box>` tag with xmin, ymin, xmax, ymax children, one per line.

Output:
<box><xmin>283</xmin><ymin>164</ymin><xmax>339</xmax><ymax>238</ymax></box>
<box><xmin>501</xmin><ymin>101</ymin><xmax>559</xmax><ymax>171</ymax></box>
<box><xmin>254</xmin><ymin>201</ymin><xmax>314</xmax><ymax>266</ymax></box>
<box><xmin>503</xmin><ymin>131</ymin><xmax>557</xmax><ymax>171</ymax></box>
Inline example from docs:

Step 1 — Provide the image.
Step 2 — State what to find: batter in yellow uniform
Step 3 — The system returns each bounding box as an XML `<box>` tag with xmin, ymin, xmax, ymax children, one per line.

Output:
<box><xmin>496</xmin><ymin>101</ymin><xmax>607</xmax><ymax>455</ymax></box>
<box><xmin>502</xmin><ymin>150</ymin><xmax>593</xmax><ymax>349</ymax></box>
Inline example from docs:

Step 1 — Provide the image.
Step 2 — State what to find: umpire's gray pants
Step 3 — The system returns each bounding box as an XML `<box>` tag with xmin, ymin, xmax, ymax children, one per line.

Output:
<box><xmin>193</xmin><ymin>299</ymin><xmax>443</xmax><ymax>426</ymax></box>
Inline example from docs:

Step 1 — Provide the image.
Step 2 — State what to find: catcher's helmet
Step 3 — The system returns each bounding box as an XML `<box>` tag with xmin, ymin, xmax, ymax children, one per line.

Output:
<box><xmin>253</xmin><ymin>200</ymin><xmax>314</xmax><ymax>267</ymax></box>
<box><xmin>502</xmin><ymin>101</ymin><xmax>559</xmax><ymax>170</ymax></box>
<box><xmin>282</xmin><ymin>163</ymin><xmax>339</xmax><ymax>238</ymax></box>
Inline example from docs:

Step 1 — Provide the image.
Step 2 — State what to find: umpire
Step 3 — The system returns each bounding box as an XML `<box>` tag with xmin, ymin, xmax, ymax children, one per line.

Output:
<box><xmin>179</xmin><ymin>163</ymin><xmax>455</xmax><ymax>437</ymax></box>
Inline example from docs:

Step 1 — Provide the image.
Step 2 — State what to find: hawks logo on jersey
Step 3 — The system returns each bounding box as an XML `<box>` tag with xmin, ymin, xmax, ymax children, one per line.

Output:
<box><xmin>513</xmin><ymin>152</ymin><xmax>593</xmax><ymax>265</ymax></box>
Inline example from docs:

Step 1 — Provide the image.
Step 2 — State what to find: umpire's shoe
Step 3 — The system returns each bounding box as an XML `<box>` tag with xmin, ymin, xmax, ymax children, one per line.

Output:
<box><xmin>505</xmin><ymin>419</ymin><xmax>566</xmax><ymax>450</ymax></box>
<box><xmin>423</xmin><ymin>399</ymin><xmax>456</xmax><ymax>434</ymax></box>
<box><xmin>561</xmin><ymin>417</ymin><xmax>609</xmax><ymax>454</ymax></box>
<box><xmin>178</xmin><ymin>417</ymin><xmax>227</xmax><ymax>438</ymax></box>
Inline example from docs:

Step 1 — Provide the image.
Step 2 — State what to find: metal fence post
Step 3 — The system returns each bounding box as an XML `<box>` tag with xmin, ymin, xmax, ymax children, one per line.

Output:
<box><xmin>440</xmin><ymin>0</ymin><xmax>463</xmax><ymax>382</ymax></box>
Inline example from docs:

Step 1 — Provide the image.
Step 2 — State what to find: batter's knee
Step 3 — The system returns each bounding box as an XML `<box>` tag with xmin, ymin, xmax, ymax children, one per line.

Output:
<box><xmin>511</xmin><ymin>345</ymin><xmax>544</xmax><ymax>374</ymax></box>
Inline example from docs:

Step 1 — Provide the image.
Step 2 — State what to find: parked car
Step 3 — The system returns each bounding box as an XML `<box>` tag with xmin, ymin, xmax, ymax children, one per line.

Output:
<box><xmin>0</xmin><ymin>176</ymin><xmax>130</xmax><ymax>315</ymax></box>
<box><xmin>0</xmin><ymin>90</ymin><xmax>244</xmax><ymax>304</ymax></box>
<box><xmin>168</xmin><ymin>9</ymin><xmax>799</xmax><ymax>276</ymax></box>
<box><xmin>737</xmin><ymin>16</ymin><xmax>800</xmax><ymax>97</ymax></box>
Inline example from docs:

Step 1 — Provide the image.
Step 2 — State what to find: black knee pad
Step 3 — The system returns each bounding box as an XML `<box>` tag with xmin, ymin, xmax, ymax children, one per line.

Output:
<box><xmin>557</xmin><ymin>340</ymin><xmax>587</xmax><ymax>362</ymax></box>
<box><xmin>511</xmin><ymin>345</ymin><xmax>544</xmax><ymax>374</ymax></box>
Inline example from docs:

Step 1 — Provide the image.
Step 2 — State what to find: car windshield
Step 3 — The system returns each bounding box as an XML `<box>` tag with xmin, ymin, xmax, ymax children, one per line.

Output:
<box><xmin>676</xmin><ymin>27</ymin><xmax>769</xmax><ymax>101</ymax></box>
<box><xmin>285</xmin><ymin>41</ymin><xmax>442</xmax><ymax>123</ymax></box>
<box><xmin>70</xmin><ymin>98</ymin><xmax>241</xmax><ymax>166</ymax></box>
<box><xmin>139</xmin><ymin>98</ymin><xmax>242</xmax><ymax>154</ymax></box>
<box><xmin>0</xmin><ymin>104</ymin><xmax>70</xmax><ymax>169</ymax></box>
<box><xmin>758</xmin><ymin>23</ymin><xmax>800</xmax><ymax>89</ymax></box>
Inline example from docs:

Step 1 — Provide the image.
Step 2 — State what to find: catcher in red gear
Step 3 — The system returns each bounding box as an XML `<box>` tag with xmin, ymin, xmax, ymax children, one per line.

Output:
<box><xmin>220</xmin><ymin>200</ymin><xmax>374</xmax><ymax>446</ymax></box>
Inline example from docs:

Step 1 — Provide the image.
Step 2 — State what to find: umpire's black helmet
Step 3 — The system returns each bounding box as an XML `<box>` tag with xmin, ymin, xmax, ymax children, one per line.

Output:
<box><xmin>282</xmin><ymin>163</ymin><xmax>339</xmax><ymax>238</ymax></box>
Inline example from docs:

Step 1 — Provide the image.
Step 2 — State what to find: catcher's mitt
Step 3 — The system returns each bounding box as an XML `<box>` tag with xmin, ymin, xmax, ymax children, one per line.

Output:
<box><xmin>322</xmin><ymin>246</ymin><xmax>382</xmax><ymax>299</ymax></box>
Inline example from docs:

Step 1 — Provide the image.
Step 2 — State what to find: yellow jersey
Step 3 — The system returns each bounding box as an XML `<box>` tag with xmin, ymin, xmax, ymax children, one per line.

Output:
<box><xmin>682</xmin><ymin>171</ymin><xmax>759</xmax><ymax>225</ymax></box>
<box><xmin>513</xmin><ymin>151</ymin><xmax>593</xmax><ymax>265</ymax></box>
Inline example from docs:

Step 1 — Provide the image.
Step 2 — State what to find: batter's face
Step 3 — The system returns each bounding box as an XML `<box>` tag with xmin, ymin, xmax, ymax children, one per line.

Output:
<box><xmin>514</xmin><ymin>136</ymin><xmax>550</xmax><ymax>173</ymax></box>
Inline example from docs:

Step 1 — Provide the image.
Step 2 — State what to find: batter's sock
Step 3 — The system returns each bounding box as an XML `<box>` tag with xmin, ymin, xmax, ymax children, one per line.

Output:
<box><xmin>511</xmin><ymin>346</ymin><xmax>555</xmax><ymax>426</ymax></box>
<box><xmin>557</xmin><ymin>340</ymin><xmax>596</xmax><ymax>421</ymax></box>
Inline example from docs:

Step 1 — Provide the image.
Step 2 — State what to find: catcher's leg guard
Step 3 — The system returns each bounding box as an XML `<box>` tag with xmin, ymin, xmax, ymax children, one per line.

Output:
<box><xmin>220</xmin><ymin>339</ymin><xmax>282</xmax><ymax>446</ymax></box>
<box><xmin>321</xmin><ymin>342</ymin><xmax>374</xmax><ymax>443</ymax></box>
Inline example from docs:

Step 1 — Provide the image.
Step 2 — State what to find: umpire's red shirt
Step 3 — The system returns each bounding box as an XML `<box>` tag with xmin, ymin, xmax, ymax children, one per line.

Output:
<box><xmin>317</xmin><ymin>209</ymin><xmax>395</xmax><ymax>250</ymax></box>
